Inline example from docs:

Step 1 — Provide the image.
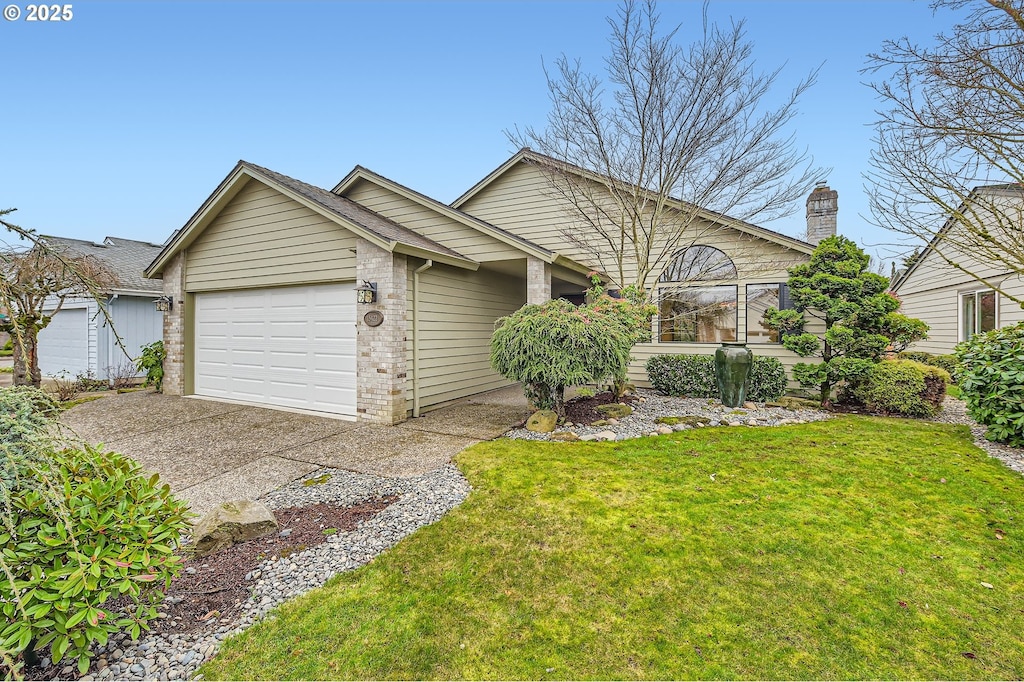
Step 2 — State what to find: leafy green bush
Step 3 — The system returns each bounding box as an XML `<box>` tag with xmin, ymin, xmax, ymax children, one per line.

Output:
<box><xmin>492</xmin><ymin>299</ymin><xmax>634</xmax><ymax>414</ymax></box>
<box><xmin>645</xmin><ymin>354</ymin><xmax>788</xmax><ymax>402</ymax></box>
<box><xmin>646</xmin><ymin>354</ymin><xmax>717</xmax><ymax>398</ymax></box>
<box><xmin>850</xmin><ymin>359</ymin><xmax>948</xmax><ymax>417</ymax></box>
<box><xmin>135</xmin><ymin>340</ymin><xmax>165</xmax><ymax>392</ymax></box>
<box><xmin>956</xmin><ymin>322</ymin><xmax>1024</xmax><ymax>446</ymax></box>
<box><xmin>0</xmin><ymin>386</ymin><xmax>190</xmax><ymax>674</ymax></box>
<box><xmin>896</xmin><ymin>350</ymin><xmax>961</xmax><ymax>383</ymax></box>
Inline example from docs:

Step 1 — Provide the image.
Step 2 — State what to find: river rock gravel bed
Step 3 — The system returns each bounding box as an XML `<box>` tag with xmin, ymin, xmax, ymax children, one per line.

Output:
<box><xmin>505</xmin><ymin>389</ymin><xmax>833</xmax><ymax>441</ymax></box>
<box><xmin>29</xmin><ymin>465</ymin><xmax>470</xmax><ymax>682</ymax></box>
<box><xmin>931</xmin><ymin>397</ymin><xmax>1024</xmax><ymax>476</ymax></box>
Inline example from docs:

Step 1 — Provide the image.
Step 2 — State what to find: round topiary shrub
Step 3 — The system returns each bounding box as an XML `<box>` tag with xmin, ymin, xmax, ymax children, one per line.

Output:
<box><xmin>956</xmin><ymin>321</ymin><xmax>1024</xmax><ymax>446</ymax></box>
<box><xmin>853</xmin><ymin>359</ymin><xmax>948</xmax><ymax>417</ymax></box>
<box><xmin>0</xmin><ymin>387</ymin><xmax>191</xmax><ymax>675</ymax></box>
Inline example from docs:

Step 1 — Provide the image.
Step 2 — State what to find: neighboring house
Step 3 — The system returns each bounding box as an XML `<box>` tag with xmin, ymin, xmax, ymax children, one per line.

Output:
<box><xmin>37</xmin><ymin>237</ymin><xmax>165</xmax><ymax>381</ymax></box>
<box><xmin>146</xmin><ymin>151</ymin><xmax>832</xmax><ymax>423</ymax></box>
<box><xmin>890</xmin><ymin>185</ymin><xmax>1024</xmax><ymax>355</ymax></box>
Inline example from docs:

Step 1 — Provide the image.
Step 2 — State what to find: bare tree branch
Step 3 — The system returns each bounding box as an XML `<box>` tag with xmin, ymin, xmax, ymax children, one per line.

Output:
<box><xmin>509</xmin><ymin>0</ymin><xmax>823</xmax><ymax>293</ymax></box>
<box><xmin>1</xmin><ymin>209</ymin><xmax>120</xmax><ymax>387</ymax></box>
<box><xmin>865</xmin><ymin>0</ymin><xmax>1024</xmax><ymax>304</ymax></box>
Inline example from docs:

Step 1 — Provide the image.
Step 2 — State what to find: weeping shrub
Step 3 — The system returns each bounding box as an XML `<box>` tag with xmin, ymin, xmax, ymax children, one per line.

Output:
<box><xmin>491</xmin><ymin>299</ymin><xmax>635</xmax><ymax>415</ymax></box>
<box><xmin>956</xmin><ymin>322</ymin><xmax>1024</xmax><ymax>446</ymax></box>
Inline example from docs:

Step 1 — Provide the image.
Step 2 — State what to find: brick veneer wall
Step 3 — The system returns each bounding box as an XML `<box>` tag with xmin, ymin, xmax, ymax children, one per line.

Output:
<box><xmin>161</xmin><ymin>252</ymin><xmax>186</xmax><ymax>396</ymax></box>
<box><xmin>526</xmin><ymin>256</ymin><xmax>551</xmax><ymax>304</ymax></box>
<box><xmin>356</xmin><ymin>239</ymin><xmax>408</xmax><ymax>424</ymax></box>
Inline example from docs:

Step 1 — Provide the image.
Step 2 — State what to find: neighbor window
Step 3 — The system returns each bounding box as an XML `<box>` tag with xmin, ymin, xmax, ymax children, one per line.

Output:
<box><xmin>659</xmin><ymin>285</ymin><xmax>738</xmax><ymax>343</ymax></box>
<box><xmin>961</xmin><ymin>290</ymin><xmax>997</xmax><ymax>341</ymax></box>
<box><xmin>746</xmin><ymin>283</ymin><xmax>789</xmax><ymax>343</ymax></box>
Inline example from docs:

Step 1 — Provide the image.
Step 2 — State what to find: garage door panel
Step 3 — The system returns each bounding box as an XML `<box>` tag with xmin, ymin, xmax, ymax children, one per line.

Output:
<box><xmin>38</xmin><ymin>308</ymin><xmax>90</xmax><ymax>377</ymax></box>
<box><xmin>195</xmin><ymin>284</ymin><xmax>356</xmax><ymax>417</ymax></box>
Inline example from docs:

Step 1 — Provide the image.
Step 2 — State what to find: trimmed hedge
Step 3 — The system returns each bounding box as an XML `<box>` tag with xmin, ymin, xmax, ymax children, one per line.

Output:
<box><xmin>896</xmin><ymin>350</ymin><xmax>960</xmax><ymax>383</ymax></box>
<box><xmin>851</xmin><ymin>359</ymin><xmax>948</xmax><ymax>417</ymax></box>
<box><xmin>956</xmin><ymin>322</ymin><xmax>1024</xmax><ymax>446</ymax></box>
<box><xmin>646</xmin><ymin>353</ymin><xmax>787</xmax><ymax>403</ymax></box>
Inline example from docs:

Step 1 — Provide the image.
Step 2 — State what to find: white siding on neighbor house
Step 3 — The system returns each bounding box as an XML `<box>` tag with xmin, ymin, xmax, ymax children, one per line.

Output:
<box><xmin>39</xmin><ymin>295</ymin><xmax>163</xmax><ymax>380</ymax></box>
<box><xmin>341</xmin><ymin>178</ymin><xmax>524</xmax><ymax>262</ymax></box>
<box><xmin>186</xmin><ymin>179</ymin><xmax>359</xmax><ymax>292</ymax></box>
<box><xmin>895</xmin><ymin>224</ymin><xmax>1024</xmax><ymax>354</ymax></box>
<box><xmin>897</xmin><ymin>270</ymin><xmax>1024</xmax><ymax>354</ymax></box>
<box><xmin>97</xmin><ymin>296</ymin><xmax>163</xmax><ymax>379</ymax></box>
<box><xmin>405</xmin><ymin>261</ymin><xmax>524</xmax><ymax>413</ymax></box>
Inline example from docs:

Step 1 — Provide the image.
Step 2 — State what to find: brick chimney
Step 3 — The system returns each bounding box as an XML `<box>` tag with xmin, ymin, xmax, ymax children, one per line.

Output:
<box><xmin>806</xmin><ymin>181</ymin><xmax>838</xmax><ymax>245</ymax></box>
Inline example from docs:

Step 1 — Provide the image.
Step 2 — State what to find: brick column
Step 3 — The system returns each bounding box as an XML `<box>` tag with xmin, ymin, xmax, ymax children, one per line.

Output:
<box><xmin>356</xmin><ymin>239</ymin><xmax>408</xmax><ymax>424</ymax></box>
<box><xmin>527</xmin><ymin>256</ymin><xmax>551</xmax><ymax>304</ymax></box>
<box><xmin>161</xmin><ymin>252</ymin><xmax>186</xmax><ymax>396</ymax></box>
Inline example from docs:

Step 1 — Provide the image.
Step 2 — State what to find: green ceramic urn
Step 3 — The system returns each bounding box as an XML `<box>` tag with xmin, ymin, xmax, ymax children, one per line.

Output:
<box><xmin>715</xmin><ymin>342</ymin><xmax>753</xmax><ymax>407</ymax></box>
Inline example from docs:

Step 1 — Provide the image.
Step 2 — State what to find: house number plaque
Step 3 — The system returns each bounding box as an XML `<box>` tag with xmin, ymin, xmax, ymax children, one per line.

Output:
<box><xmin>363</xmin><ymin>310</ymin><xmax>384</xmax><ymax>327</ymax></box>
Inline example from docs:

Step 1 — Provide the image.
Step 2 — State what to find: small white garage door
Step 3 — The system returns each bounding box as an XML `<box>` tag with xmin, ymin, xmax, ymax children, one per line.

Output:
<box><xmin>194</xmin><ymin>284</ymin><xmax>357</xmax><ymax>417</ymax></box>
<box><xmin>38</xmin><ymin>307</ymin><xmax>90</xmax><ymax>377</ymax></box>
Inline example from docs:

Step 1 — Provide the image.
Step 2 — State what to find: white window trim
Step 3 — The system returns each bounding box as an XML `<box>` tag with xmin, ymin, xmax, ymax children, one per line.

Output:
<box><xmin>957</xmin><ymin>287</ymin><xmax>999</xmax><ymax>342</ymax></box>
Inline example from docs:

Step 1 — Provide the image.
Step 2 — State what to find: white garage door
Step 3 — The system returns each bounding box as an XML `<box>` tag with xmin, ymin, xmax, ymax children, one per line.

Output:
<box><xmin>38</xmin><ymin>307</ymin><xmax>90</xmax><ymax>377</ymax></box>
<box><xmin>194</xmin><ymin>284</ymin><xmax>357</xmax><ymax>417</ymax></box>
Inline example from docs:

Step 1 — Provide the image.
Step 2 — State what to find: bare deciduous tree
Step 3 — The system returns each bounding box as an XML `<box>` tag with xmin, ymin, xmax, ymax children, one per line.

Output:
<box><xmin>509</xmin><ymin>0</ymin><xmax>822</xmax><ymax>293</ymax></box>
<box><xmin>866</xmin><ymin>0</ymin><xmax>1024</xmax><ymax>303</ymax></box>
<box><xmin>1</xmin><ymin>209</ymin><xmax>117</xmax><ymax>387</ymax></box>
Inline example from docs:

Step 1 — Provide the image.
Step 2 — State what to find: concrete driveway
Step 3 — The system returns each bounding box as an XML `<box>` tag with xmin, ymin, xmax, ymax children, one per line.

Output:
<box><xmin>60</xmin><ymin>386</ymin><xmax>530</xmax><ymax>515</ymax></box>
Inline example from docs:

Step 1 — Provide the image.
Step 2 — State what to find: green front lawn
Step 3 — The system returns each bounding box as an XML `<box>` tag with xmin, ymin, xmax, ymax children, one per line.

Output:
<box><xmin>204</xmin><ymin>417</ymin><xmax>1024</xmax><ymax>680</ymax></box>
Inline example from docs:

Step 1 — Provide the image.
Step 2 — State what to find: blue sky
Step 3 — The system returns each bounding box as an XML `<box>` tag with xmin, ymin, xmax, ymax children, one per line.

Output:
<box><xmin>1</xmin><ymin>1</ymin><xmax>955</xmax><ymax>263</ymax></box>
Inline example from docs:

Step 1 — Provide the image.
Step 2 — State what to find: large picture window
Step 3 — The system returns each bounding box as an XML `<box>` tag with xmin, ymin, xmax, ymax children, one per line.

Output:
<box><xmin>961</xmin><ymin>290</ymin><xmax>997</xmax><ymax>341</ymax></box>
<box><xmin>659</xmin><ymin>285</ymin><xmax>738</xmax><ymax>343</ymax></box>
<box><xmin>746</xmin><ymin>283</ymin><xmax>784</xmax><ymax>343</ymax></box>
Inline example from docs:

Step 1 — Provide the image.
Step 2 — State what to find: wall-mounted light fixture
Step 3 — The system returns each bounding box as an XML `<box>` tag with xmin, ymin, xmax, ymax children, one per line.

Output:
<box><xmin>356</xmin><ymin>280</ymin><xmax>378</xmax><ymax>304</ymax></box>
<box><xmin>154</xmin><ymin>295</ymin><xmax>173</xmax><ymax>312</ymax></box>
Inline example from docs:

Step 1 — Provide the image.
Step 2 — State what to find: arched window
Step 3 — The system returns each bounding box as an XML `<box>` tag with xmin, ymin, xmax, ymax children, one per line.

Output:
<box><xmin>659</xmin><ymin>245</ymin><xmax>737</xmax><ymax>282</ymax></box>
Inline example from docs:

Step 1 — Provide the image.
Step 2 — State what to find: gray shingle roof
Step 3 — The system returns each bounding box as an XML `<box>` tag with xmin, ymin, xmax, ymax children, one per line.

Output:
<box><xmin>40</xmin><ymin>236</ymin><xmax>165</xmax><ymax>294</ymax></box>
<box><xmin>240</xmin><ymin>161</ymin><xmax>470</xmax><ymax>261</ymax></box>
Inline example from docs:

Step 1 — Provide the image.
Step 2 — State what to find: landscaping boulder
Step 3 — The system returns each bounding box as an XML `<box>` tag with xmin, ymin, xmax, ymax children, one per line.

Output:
<box><xmin>192</xmin><ymin>500</ymin><xmax>279</xmax><ymax>557</ymax></box>
<box><xmin>550</xmin><ymin>431</ymin><xmax>580</xmax><ymax>442</ymax></box>
<box><xmin>596</xmin><ymin>403</ymin><xmax>633</xmax><ymax>419</ymax></box>
<box><xmin>526</xmin><ymin>409</ymin><xmax>558</xmax><ymax>432</ymax></box>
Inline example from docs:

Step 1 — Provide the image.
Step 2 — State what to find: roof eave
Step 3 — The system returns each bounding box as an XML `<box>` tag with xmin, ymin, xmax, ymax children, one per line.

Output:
<box><xmin>335</xmin><ymin>164</ymin><xmax>557</xmax><ymax>263</ymax></box>
<box><xmin>393</xmin><ymin>244</ymin><xmax>479</xmax><ymax>271</ymax></box>
<box><xmin>145</xmin><ymin>163</ymin><xmax>398</xmax><ymax>279</ymax></box>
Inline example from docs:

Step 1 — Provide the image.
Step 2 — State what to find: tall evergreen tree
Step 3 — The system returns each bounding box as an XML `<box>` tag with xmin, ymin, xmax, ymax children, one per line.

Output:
<box><xmin>764</xmin><ymin>235</ymin><xmax>928</xmax><ymax>406</ymax></box>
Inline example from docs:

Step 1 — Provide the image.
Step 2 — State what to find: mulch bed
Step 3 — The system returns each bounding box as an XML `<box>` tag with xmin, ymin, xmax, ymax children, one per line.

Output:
<box><xmin>562</xmin><ymin>391</ymin><xmax>637</xmax><ymax>425</ymax></box>
<box><xmin>157</xmin><ymin>496</ymin><xmax>397</xmax><ymax>634</ymax></box>
<box><xmin>20</xmin><ymin>496</ymin><xmax>396</xmax><ymax>680</ymax></box>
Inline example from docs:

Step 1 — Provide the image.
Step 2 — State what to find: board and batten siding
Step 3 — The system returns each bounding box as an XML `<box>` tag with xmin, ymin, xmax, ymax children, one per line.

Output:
<box><xmin>405</xmin><ymin>261</ymin><xmax>525</xmax><ymax>413</ymax></box>
<box><xmin>185</xmin><ymin>179</ymin><xmax>358</xmax><ymax>292</ymax></box>
<box><xmin>97</xmin><ymin>296</ymin><xmax>163</xmax><ymax>378</ymax></box>
<box><xmin>341</xmin><ymin>178</ymin><xmax>524</xmax><ymax>262</ymax></box>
